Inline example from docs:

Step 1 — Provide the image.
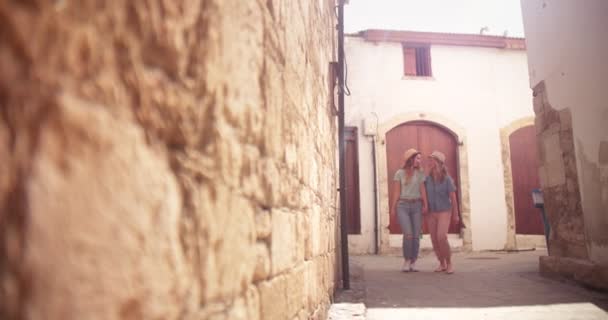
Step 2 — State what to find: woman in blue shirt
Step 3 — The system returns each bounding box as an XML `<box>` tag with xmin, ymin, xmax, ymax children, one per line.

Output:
<box><xmin>424</xmin><ymin>151</ymin><xmax>459</xmax><ymax>274</ymax></box>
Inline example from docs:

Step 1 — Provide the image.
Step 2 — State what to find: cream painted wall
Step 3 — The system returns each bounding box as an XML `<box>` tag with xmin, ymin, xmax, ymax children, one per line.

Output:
<box><xmin>521</xmin><ymin>0</ymin><xmax>608</xmax><ymax>264</ymax></box>
<box><xmin>345</xmin><ymin>36</ymin><xmax>534</xmax><ymax>253</ymax></box>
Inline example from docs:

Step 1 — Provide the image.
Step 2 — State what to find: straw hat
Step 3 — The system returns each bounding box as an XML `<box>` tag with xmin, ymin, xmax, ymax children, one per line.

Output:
<box><xmin>429</xmin><ymin>150</ymin><xmax>446</xmax><ymax>163</ymax></box>
<box><xmin>403</xmin><ymin>148</ymin><xmax>421</xmax><ymax>162</ymax></box>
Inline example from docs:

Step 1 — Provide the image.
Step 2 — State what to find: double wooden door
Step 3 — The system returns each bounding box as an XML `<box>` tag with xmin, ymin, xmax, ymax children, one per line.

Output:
<box><xmin>386</xmin><ymin>121</ymin><xmax>460</xmax><ymax>234</ymax></box>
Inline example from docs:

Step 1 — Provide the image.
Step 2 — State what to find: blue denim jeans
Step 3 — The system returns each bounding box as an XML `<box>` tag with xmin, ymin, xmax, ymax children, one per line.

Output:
<box><xmin>397</xmin><ymin>200</ymin><xmax>422</xmax><ymax>261</ymax></box>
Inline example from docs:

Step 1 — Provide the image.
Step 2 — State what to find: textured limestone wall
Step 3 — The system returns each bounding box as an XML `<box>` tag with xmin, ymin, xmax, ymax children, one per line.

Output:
<box><xmin>532</xmin><ymin>82</ymin><xmax>587</xmax><ymax>260</ymax></box>
<box><xmin>0</xmin><ymin>1</ymin><xmax>338</xmax><ymax>319</ymax></box>
<box><xmin>520</xmin><ymin>0</ymin><xmax>608</xmax><ymax>267</ymax></box>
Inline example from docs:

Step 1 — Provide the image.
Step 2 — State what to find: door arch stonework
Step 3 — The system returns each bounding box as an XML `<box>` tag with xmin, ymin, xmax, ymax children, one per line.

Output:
<box><xmin>500</xmin><ymin>117</ymin><xmax>545</xmax><ymax>250</ymax></box>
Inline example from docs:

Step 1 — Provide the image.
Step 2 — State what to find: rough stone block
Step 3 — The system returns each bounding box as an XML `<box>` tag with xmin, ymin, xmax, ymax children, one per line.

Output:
<box><xmin>533</xmin><ymin>92</ymin><xmax>545</xmax><ymax>114</ymax></box>
<box><xmin>560</xmin><ymin>131</ymin><xmax>574</xmax><ymax>154</ymax></box>
<box><xmin>295</xmin><ymin>309</ymin><xmax>309</xmax><ymax>320</ymax></box>
<box><xmin>258</xmin><ymin>158</ymin><xmax>282</xmax><ymax>207</ymax></box>
<box><xmin>310</xmin><ymin>204</ymin><xmax>322</xmax><ymax>256</ymax></box>
<box><xmin>302</xmin><ymin>260</ymin><xmax>316</xmax><ymax>312</ymax></box>
<box><xmin>245</xmin><ymin>285</ymin><xmax>261</xmax><ymax>320</ymax></box>
<box><xmin>258</xmin><ymin>276</ymin><xmax>288</xmax><ymax>320</ymax></box>
<box><xmin>296</xmin><ymin>211</ymin><xmax>310</xmax><ymax>263</ymax></box>
<box><xmin>222</xmin><ymin>296</ymin><xmax>248</xmax><ymax>320</ymax></box>
<box><xmin>240</xmin><ymin>147</ymin><xmax>266</xmax><ymax>203</ymax></box>
<box><xmin>328</xmin><ymin>217</ymin><xmax>337</xmax><ymax>253</ymax></box>
<box><xmin>559</xmin><ymin>109</ymin><xmax>572</xmax><ymax>131</ymax></box>
<box><xmin>24</xmin><ymin>96</ymin><xmax>190</xmax><ymax>319</ymax></box>
<box><xmin>565</xmin><ymin>156</ymin><xmax>579</xmax><ymax>177</ymax></box>
<box><xmin>261</xmin><ymin>60</ymin><xmax>287</xmax><ymax>160</ymax></box>
<box><xmin>271</xmin><ymin>209</ymin><xmax>297</xmax><ymax>275</ymax></box>
<box><xmin>542</xmin><ymin>133</ymin><xmax>567</xmax><ymax>187</ymax></box>
<box><xmin>253</xmin><ymin>242</ymin><xmax>271</xmax><ymax>282</ymax></box>
<box><xmin>310</xmin><ymin>156</ymin><xmax>321</xmax><ymax>191</ymax></box>
<box><xmin>545</xmin><ymin>122</ymin><xmax>561</xmax><ymax>135</ymax></box>
<box><xmin>201</xmin><ymin>185</ymin><xmax>257</xmax><ymax>301</ymax></box>
<box><xmin>312</xmin><ymin>256</ymin><xmax>329</xmax><ymax>307</ymax></box>
<box><xmin>285</xmin><ymin>143</ymin><xmax>298</xmax><ymax>172</ymax></box>
<box><xmin>255</xmin><ymin>209</ymin><xmax>272</xmax><ymax>240</ymax></box>
<box><xmin>535</xmin><ymin>114</ymin><xmax>545</xmax><ymax>136</ymax></box>
<box><xmin>286</xmin><ymin>266</ymin><xmax>307</xmax><ymax>317</ymax></box>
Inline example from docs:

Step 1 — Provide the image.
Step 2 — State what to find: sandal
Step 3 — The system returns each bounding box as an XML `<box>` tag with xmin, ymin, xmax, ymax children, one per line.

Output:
<box><xmin>445</xmin><ymin>266</ymin><xmax>455</xmax><ymax>274</ymax></box>
<box><xmin>434</xmin><ymin>265</ymin><xmax>447</xmax><ymax>272</ymax></box>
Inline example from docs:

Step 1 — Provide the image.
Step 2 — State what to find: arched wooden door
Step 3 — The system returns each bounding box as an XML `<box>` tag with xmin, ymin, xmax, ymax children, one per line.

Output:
<box><xmin>386</xmin><ymin>121</ymin><xmax>460</xmax><ymax>234</ymax></box>
<box><xmin>509</xmin><ymin>125</ymin><xmax>543</xmax><ymax>235</ymax></box>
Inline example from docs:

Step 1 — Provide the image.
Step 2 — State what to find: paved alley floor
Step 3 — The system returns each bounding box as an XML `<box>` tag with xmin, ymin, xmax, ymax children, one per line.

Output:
<box><xmin>333</xmin><ymin>250</ymin><xmax>608</xmax><ymax>319</ymax></box>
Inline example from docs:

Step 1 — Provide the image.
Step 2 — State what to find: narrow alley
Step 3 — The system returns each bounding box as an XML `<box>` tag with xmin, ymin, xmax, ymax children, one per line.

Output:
<box><xmin>2</xmin><ymin>0</ymin><xmax>607</xmax><ymax>319</ymax></box>
<box><xmin>331</xmin><ymin>250</ymin><xmax>608</xmax><ymax>319</ymax></box>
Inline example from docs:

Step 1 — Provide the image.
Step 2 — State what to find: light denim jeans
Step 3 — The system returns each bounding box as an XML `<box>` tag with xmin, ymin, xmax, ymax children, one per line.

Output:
<box><xmin>397</xmin><ymin>200</ymin><xmax>423</xmax><ymax>261</ymax></box>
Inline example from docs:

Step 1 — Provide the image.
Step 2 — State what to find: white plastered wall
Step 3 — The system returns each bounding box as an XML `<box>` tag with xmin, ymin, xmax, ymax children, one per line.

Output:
<box><xmin>345</xmin><ymin>36</ymin><xmax>535</xmax><ymax>253</ymax></box>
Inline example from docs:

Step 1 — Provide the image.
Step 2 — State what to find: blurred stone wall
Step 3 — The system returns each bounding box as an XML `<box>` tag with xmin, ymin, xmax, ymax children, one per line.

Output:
<box><xmin>0</xmin><ymin>1</ymin><xmax>338</xmax><ymax>319</ymax></box>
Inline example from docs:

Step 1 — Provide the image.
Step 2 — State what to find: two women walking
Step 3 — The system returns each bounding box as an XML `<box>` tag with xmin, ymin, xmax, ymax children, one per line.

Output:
<box><xmin>391</xmin><ymin>148</ymin><xmax>459</xmax><ymax>274</ymax></box>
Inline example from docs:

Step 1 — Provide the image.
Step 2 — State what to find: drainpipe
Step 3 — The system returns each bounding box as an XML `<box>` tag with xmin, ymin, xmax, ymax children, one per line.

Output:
<box><xmin>337</xmin><ymin>0</ymin><xmax>350</xmax><ymax>290</ymax></box>
<box><xmin>371</xmin><ymin>135</ymin><xmax>379</xmax><ymax>255</ymax></box>
<box><xmin>367</xmin><ymin>112</ymin><xmax>380</xmax><ymax>255</ymax></box>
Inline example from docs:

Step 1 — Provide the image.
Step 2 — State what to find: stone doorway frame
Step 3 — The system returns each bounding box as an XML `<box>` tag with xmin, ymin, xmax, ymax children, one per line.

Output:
<box><xmin>376</xmin><ymin>112</ymin><xmax>471</xmax><ymax>253</ymax></box>
<box><xmin>500</xmin><ymin>116</ymin><xmax>545</xmax><ymax>250</ymax></box>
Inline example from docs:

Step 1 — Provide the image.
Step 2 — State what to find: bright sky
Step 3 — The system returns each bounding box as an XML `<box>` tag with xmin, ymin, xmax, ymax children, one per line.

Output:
<box><xmin>344</xmin><ymin>0</ymin><xmax>525</xmax><ymax>37</ymax></box>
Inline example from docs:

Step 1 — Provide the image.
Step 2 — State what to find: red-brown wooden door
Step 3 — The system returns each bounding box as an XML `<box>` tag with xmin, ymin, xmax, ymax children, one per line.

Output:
<box><xmin>509</xmin><ymin>125</ymin><xmax>543</xmax><ymax>235</ymax></box>
<box><xmin>345</xmin><ymin>127</ymin><xmax>361</xmax><ymax>234</ymax></box>
<box><xmin>386</xmin><ymin>121</ymin><xmax>460</xmax><ymax>234</ymax></box>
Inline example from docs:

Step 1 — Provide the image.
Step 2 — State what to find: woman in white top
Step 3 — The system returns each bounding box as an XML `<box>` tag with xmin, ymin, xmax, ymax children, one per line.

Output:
<box><xmin>391</xmin><ymin>148</ymin><xmax>428</xmax><ymax>272</ymax></box>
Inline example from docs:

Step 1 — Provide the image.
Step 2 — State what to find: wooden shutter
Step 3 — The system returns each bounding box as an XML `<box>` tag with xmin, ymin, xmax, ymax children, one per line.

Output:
<box><xmin>415</xmin><ymin>47</ymin><xmax>432</xmax><ymax>76</ymax></box>
<box><xmin>403</xmin><ymin>47</ymin><xmax>417</xmax><ymax>76</ymax></box>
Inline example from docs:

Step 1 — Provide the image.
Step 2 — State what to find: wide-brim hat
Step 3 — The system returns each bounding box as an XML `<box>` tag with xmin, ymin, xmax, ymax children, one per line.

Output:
<box><xmin>429</xmin><ymin>150</ymin><xmax>446</xmax><ymax>163</ymax></box>
<box><xmin>403</xmin><ymin>148</ymin><xmax>421</xmax><ymax>162</ymax></box>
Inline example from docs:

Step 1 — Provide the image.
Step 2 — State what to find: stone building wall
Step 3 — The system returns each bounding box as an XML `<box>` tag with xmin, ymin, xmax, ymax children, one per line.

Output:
<box><xmin>532</xmin><ymin>82</ymin><xmax>608</xmax><ymax>289</ymax></box>
<box><xmin>521</xmin><ymin>0</ymin><xmax>608</xmax><ymax>290</ymax></box>
<box><xmin>532</xmin><ymin>82</ymin><xmax>588</xmax><ymax>260</ymax></box>
<box><xmin>0</xmin><ymin>1</ymin><xmax>338</xmax><ymax>319</ymax></box>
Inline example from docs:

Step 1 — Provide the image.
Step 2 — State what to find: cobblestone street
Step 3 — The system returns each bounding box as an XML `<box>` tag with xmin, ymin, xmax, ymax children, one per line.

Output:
<box><xmin>331</xmin><ymin>250</ymin><xmax>608</xmax><ymax>319</ymax></box>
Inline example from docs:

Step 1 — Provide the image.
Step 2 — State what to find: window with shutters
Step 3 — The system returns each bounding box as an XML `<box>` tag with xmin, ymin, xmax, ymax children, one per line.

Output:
<box><xmin>402</xmin><ymin>44</ymin><xmax>432</xmax><ymax>77</ymax></box>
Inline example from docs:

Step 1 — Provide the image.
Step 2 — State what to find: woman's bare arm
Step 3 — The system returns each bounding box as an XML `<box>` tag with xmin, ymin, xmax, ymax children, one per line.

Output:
<box><xmin>419</xmin><ymin>182</ymin><xmax>428</xmax><ymax>214</ymax></box>
<box><xmin>449</xmin><ymin>191</ymin><xmax>459</xmax><ymax>224</ymax></box>
<box><xmin>391</xmin><ymin>181</ymin><xmax>401</xmax><ymax>214</ymax></box>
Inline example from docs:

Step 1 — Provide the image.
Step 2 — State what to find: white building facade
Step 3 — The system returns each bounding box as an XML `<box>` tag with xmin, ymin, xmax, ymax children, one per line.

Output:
<box><xmin>344</xmin><ymin>30</ymin><xmax>543</xmax><ymax>254</ymax></box>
